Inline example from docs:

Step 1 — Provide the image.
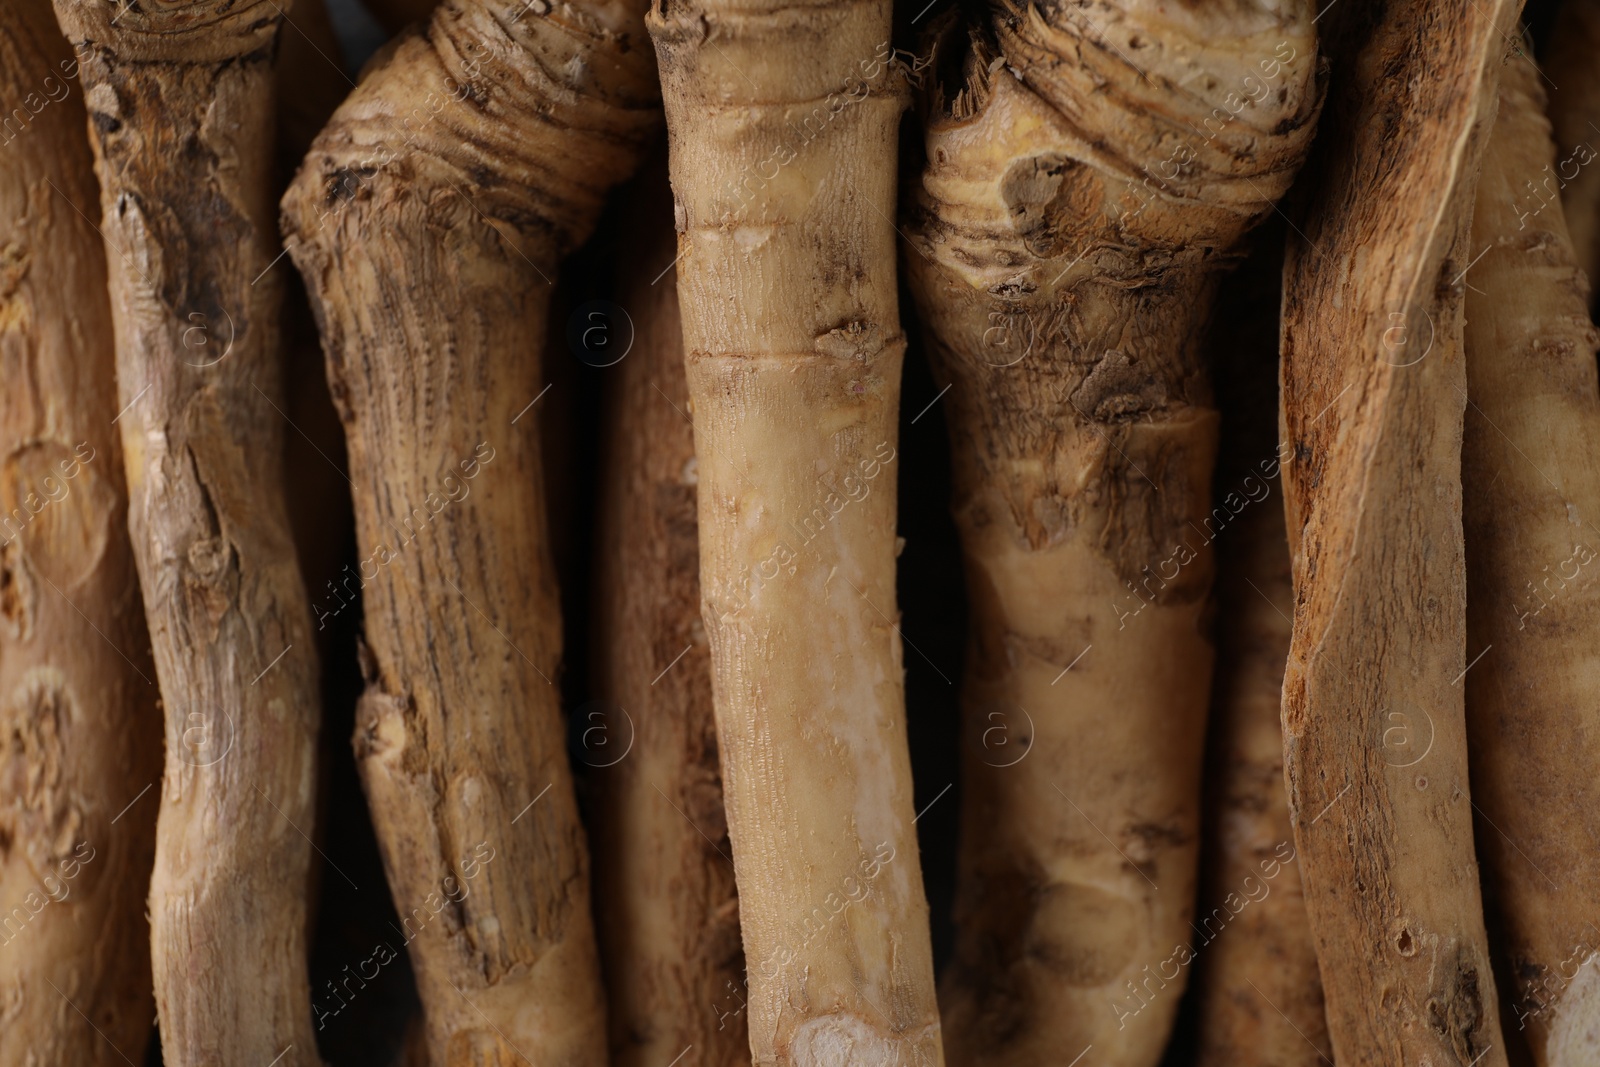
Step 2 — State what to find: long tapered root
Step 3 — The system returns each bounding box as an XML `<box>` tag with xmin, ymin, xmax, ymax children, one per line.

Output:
<box><xmin>649</xmin><ymin>2</ymin><xmax>944</xmax><ymax>1064</ymax></box>
<box><xmin>1274</xmin><ymin>0</ymin><xmax>1524</xmax><ymax>1061</ymax></box>
<box><xmin>1462</xmin><ymin>51</ymin><xmax>1600</xmax><ymax>1067</ymax></box>
<box><xmin>0</xmin><ymin>2</ymin><xmax>161</xmax><ymax>1061</ymax></box>
<box><xmin>49</xmin><ymin>1</ymin><xmax>327</xmax><ymax>1061</ymax></box>
<box><xmin>281</xmin><ymin>1</ymin><xmax>659</xmax><ymax>1062</ymax></box>
<box><xmin>901</xmin><ymin>2</ymin><xmax>1321</xmax><ymax>1062</ymax></box>
<box><xmin>589</xmin><ymin>168</ymin><xmax>748</xmax><ymax>1067</ymax></box>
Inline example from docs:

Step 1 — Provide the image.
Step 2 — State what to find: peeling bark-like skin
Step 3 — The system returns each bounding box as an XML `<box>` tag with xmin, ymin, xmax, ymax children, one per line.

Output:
<box><xmin>0</xmin><ymin>2</ymin><xmax>160</xmax><ymax>1062</ymax></box>
<box><xmin>900</xmin><ymin>2</ymin><xmax>1320</xmax><ymax>1062</ymax></box>
<box><xmin>49</xmin><ymin>2</ymin><xmax>326</xmax><ymax>1063</ymax></box>
<box><xmin>281</xmin><ymin>2</ymin><xmax>659</xmax><ymax>1063</ymax></box>
<box><xmin>1193</xmin><ymin>241</ymin><xmax>1328</xmax><ymax>1067</ymax></box>
<box><xmin>649</xmin><ymin>3</ymin><xmax>944</xmax><ymax>1065</ymax></box>
<box><xmin>590</xmin><ymin>170</ymin><xmax>748</xmax><ymax>1067</ymax></box>
<box><xmin>1462</xmin><ymin>55</ymin><xmax>1600</xmax><ymax>1067</ymax></box>
<box><xmin>1546</xmin><ymin>0</ymin><xmax>1600</xmax><ymax>295</ymax></box>
<box><xmin>1276</xmin><ymin>0</ymin><xmax>1522</xmax><ymax>1061</ymax></box>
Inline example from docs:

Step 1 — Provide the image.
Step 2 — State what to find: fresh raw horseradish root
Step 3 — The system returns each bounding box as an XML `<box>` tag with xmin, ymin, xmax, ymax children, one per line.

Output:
<box><xmin>49</xmin><ymin>1</ymin><xmax>326</xmax><ymax>1062</ymax></box>
<box><xmin>1462</xmin><ymin>52</ymin><xmax>1600</xmax><ymax>1067</ymax></box>
<box><xmin>589</xmin><ymin>166</ymin><xmax>748</xmax><ymax>1067</ymax></box>
<box><xmin>1192</xmin><ymin>236</ymin><xmax>1328</xmax><ymax>1067</ymax></box>
<box><xmin>900</xmin><ymin>2</ymin><xmax>1320</xmax><ymax>1062</ymax></box>
<box><xmin>649</xmin><ymin>1</ymin><xmax>944</xmax><ymax>1063</ymax></box>
<box><xmin>1545</xmin><ymin>0</ymin><xmax>1600</xmax><ymax>293</ymax></box>
<box><xmin>281</xmin><ymin>0</ymin><xmax>659</xmax><ymax>1062</ymax></box>
<box><xmin>1276</xmin><ymin>0</ymin><xmax>1523</xmax><ymax>1060</ymax></box>
<box><xmin>0</xmin><ymin>1</ymin><xmax>161</xmax><ymax>1061</ymax></box>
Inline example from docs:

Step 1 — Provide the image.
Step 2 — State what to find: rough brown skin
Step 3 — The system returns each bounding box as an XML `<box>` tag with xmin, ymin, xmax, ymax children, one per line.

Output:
<box><xmin>1462</xmin><ymin>53</ymin><xmax>1600</xmax><ymax>1067</ymax></box>
<box><xmin>280</xmin><ymin>1</ymin><xmax>659</xmax><ymax>1062</ymax></box>
<box><xmin>49</xmin><ymin>1</ymin><xmax>327</xmax><ymax>1063</ymax></box>
<box><xmin>1276</xmin><ymin>0</ymin><xmax>1523</xmax><ymax>1061</ymax></box>
<box><xmin>0</xmin><ymin>2</ymin><xmax>161</xmax><ymax>1062</ymax></box>
<box><xmin>1192</xmin><ymin>235</ymin><xmax>1328</xmax><ymax>1067</ymax></box>
<box><xmin>649</xmin><ymin>2</ymin><xmax>944</xmax><ymax>1064</ymax></box>
<box><xmin>900</xmin><ymin>2</ymin><xmax>1321</xmax><ymax>1062</ymax></box>
<box><xmin>1545</xmin><ymin>0</ymin><xmax>1600</xmax><ymax>295</ymax></box>
<box><xmin>589</xmin><ymin>163</ymin><xmax>748</xmax><ymax>1067</ymax></box>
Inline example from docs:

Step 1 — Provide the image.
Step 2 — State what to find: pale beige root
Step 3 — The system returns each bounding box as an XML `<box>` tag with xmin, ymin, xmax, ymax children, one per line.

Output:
<box><xmin>1545</xmin><ymin>0</ymin><xmax>1600</xmax><ymax>292</ymax></box>
<box><xmin>1276</xmin><ymin>0</ymin><xmax>1523</xmax><ymax>1060</ymax></box>
<box><xmin>1192</xmin><ymin>242</ymin><xmax>1327</xmax><ymax>1067</ymax></box>
<box><xmin>49</xmin><ymin>2</ymin><xmax>326</xmax><ymax>1063</ymax></box>
<box><xmin>590</xmin><ymin>164</ymin><xmax>748</xmax><ymax>1067</ymax></box>
<box><xmin>280</xmin><ymin>2</ymin><xmax>658</xmax><ymax>1063</ymax></box>
<box><xmin>900</xmin><ymin>2</ymin><xmax>1321</xmax><ymax>1063</ymax></box>
<box><xmin>649</xmin><ymin>3</ymin><xmax>943</xmax><ymax>1065</ymax></box>
<box><xmin>1549</xmin><ymin>957</ymin><xmax>1600</xmax><ymax>1063</ymax></box>
<box><xmin>0</xmin><ymin>1</ymin><xmax>161</xmax><ymax>1062</ymax></box>
<box><xmin>1462</xmin><ymin>54</ymin><xmax>1600</xmax><ymax>1067</ymax></box>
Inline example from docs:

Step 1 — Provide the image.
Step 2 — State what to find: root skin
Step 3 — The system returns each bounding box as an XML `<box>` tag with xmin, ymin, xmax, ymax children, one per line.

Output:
<box><xmin>281</xmin><ymin>1</ymin><xmax>659</xmax><ymax>1063</ymax></box>
<box><xmin>1192</xmin><ymin>241</ymin><xmax>1328</xmax><ymax>1067</ymax></box>
<box><xmin>1549</xmin><ymin>954</ymin><xmax>1600</xmax><ymax>1065</ymax></box>
<box><xmin>591</xmin><ymin>162</ymin><xmax>749</xmax><ymax>1067</ymax></box>
<box><xmin>649</xmin><ymin>2</ymin><xmax>943</xmax><ymax>1064</ymax></box>
<box><xmin>1463</xmin><ymin>54</ymin><xmax>1600</xmax><ymax>1067</ymax></box>
<box><xmin>50</xmin><ymin>1</ymin><xmax>326</xmax><ymax>1061</ymax></box>
<box><xmin>902</xmin><ymin>2</ymin><xmax>1321</xmax><ymax>1063</ymax></box>
<box><xmin>0</xmin><ymin>2</ymin><xmax>160</xmax><ymax>1061</ymax></box>
<box><xmin>1275</xmin><ymin>0</ymin><xmax>1524</xmax><ymax>1062</ymax></box>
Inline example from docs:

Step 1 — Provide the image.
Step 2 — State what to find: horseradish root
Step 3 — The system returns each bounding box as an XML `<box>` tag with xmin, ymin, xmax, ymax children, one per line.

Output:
<box><xmin>901</xmin><ymin>3</ymin><xmax>1320</xmax><ymax>1062</ymax></box>
<box><xmin>1192</xmin><ymin>239</ymin><xmax>1327</xmax><ymax>1067</ymax></box>
<box><xmin>50</xmin><ymin>1</ymin><xmax>326</xmax><ymax>1061</ymax></box>
<box><xmin>1462</xmin><ymin>53</ymin><xmax>1600</xmax><ymax>1067</ymax></box>
<box><xmin>649</xmin><ymin>1</ymin><xmax>944</xmax><ymax>1063</ymax></box>
<box><xmin>10</xmin><ymin>2</ymin><xmax>1582</xmax><ymax>1062</ymax></box>
<box><xmin>590</xmin><ymin>167</ymin><xmax>747</xmax><ymax>1067</ymax></box>
<box><xmin>1276</xmin><ymin>0</ymin><xmax>1521</xmax><ymax>1060</ymax></box>
<box><xmin>281</xmin><ymin>1</ymin><xmax>659</xmax><ymax>1061</ymax></box>
<box><xmin>0</xmin><ymin>1</ymin><xmax>160</xmax><ymax>1060</ymax></box>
